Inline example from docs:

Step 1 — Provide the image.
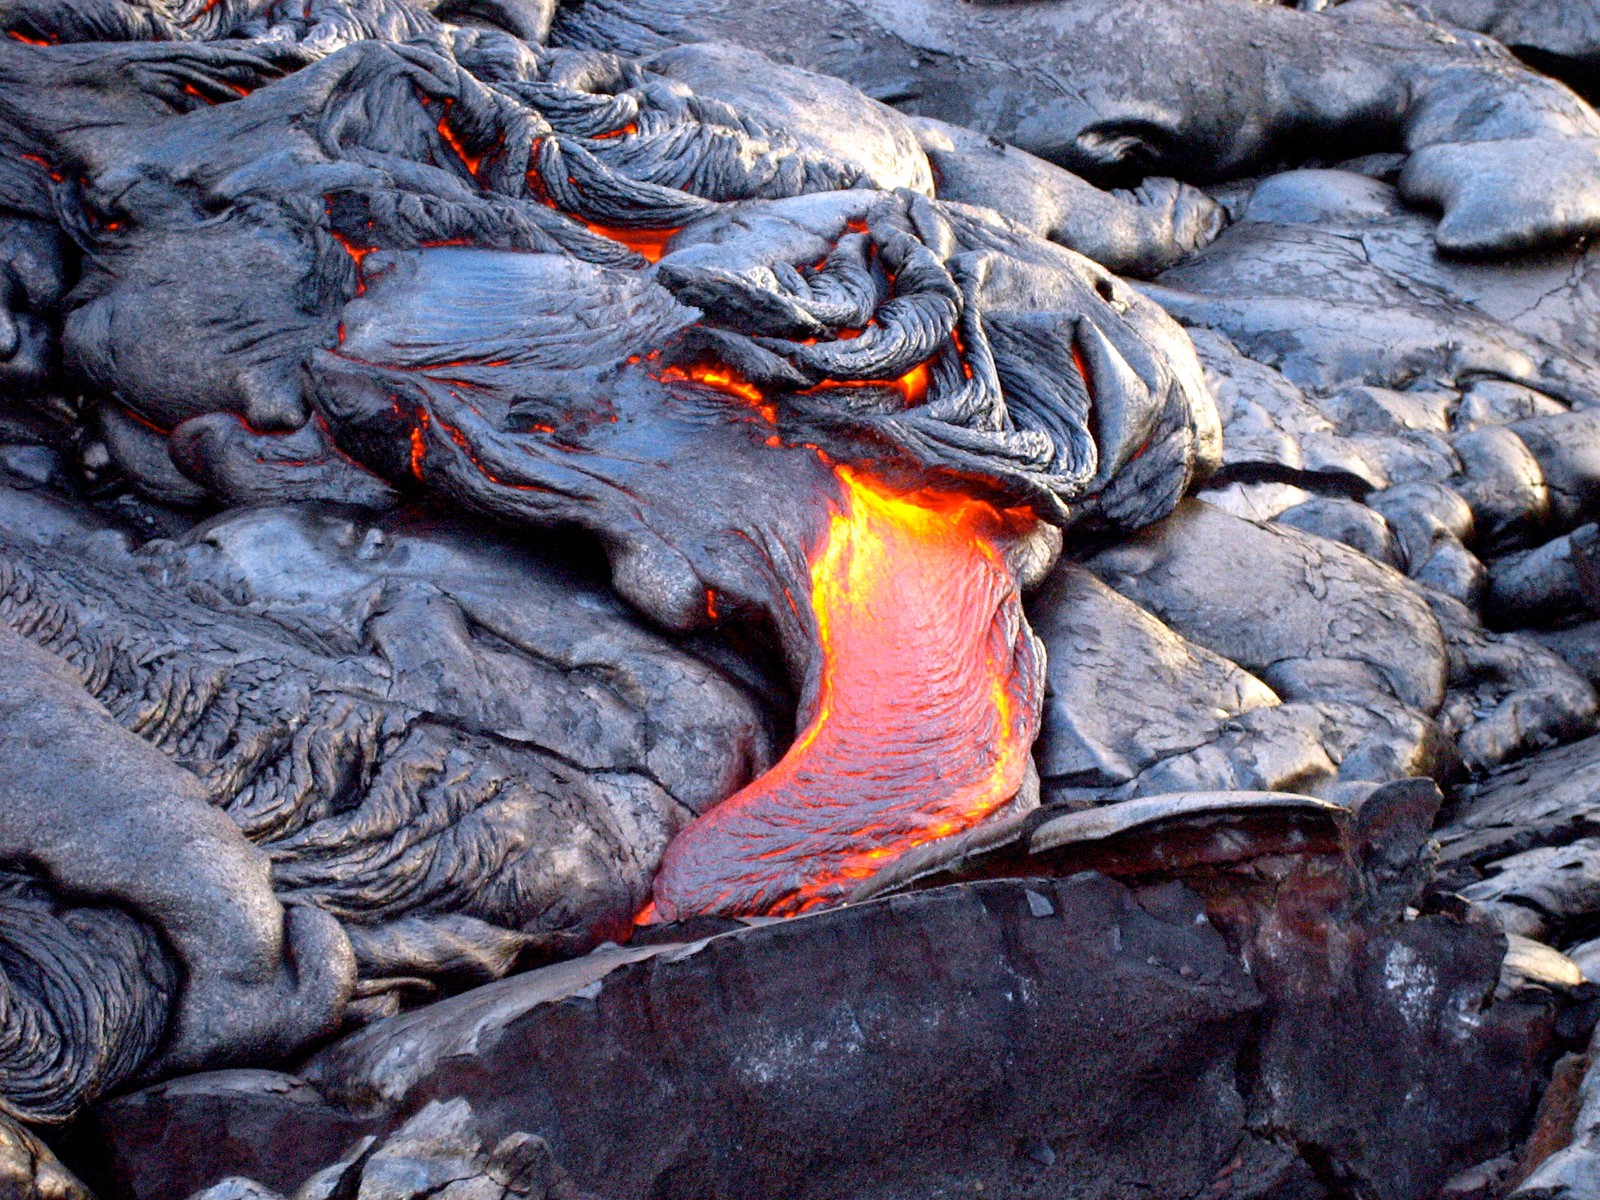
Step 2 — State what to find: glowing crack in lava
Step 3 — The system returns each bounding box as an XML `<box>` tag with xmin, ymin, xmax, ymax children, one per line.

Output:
<box><xmin>647</xmin><ymin>464</ymin><xmax>1044</xmax><ymax>921</ymax></box>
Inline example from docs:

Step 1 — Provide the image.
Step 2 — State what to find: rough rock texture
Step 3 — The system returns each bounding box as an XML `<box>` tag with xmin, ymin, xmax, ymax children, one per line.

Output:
<box><xmin>3</xmin><ymin>0</ymin><xmax>1600</xmax><ymax>1189</ymax></box>
<box><xmin>0</xmin><ymin>1112</ymin><xmax>92</xmax><ymax>1200</ymax></box>
<box><xmin>0</xmin><ymin>0</ymin><xmax>1239</xmax><ymax>1111</ymax></box>
<box><xmin>1077</xmin><ymin>499</ymin><xmax>1469</xmax><ymax>792</ymax></box>
<box><xmin>75</xmin><ymin>1072</ymin><xmax>368</xmax><ymax>1200</ymax></box>
<box><xmin>179</xmin><ymin>1098</ymin><xmax>590</xmax><ymax>1200</ymax></box>
<box><xmin>91</xmin><ymin>875</ymin><xmax>1265</xmax><ymax>1200</ymax></box>
<box><xmin>551</xmin><ymin>0</ymin><xmax>1600</xmax><ymax>256</ymax></box>
<box><xmin>874</xmin><ymin>782</ymin><xmax>1571</xmax><ymax>1200</ymax></box>
<box><xmin>1326</xmin><ymin>0</ymin><xmax>1600</xmax><ymax>96</ymax></box>
<box><xmin>1438</xmin><ymin>733</ymin><xmax>1600</xmax><ymax>876</ymax></box>
<box><xmin>1513</xmin><ymin>1023</ymin><xmax>1600</xmax><ymax>1199</ymax></box>
<box><xmin>1026</xmin><ymin>562</ymin><xmax>1283</xmax><ymax>795</ymax></box>
<box><xmin>0</xmin><ymin>479</ymin><xmax>775</xmax><ymax>1114</ymax></box>
<box><xmin>84</xmin><ymin>786</ymin><xmax>1571</xmax><ymax>1200</ymax></box>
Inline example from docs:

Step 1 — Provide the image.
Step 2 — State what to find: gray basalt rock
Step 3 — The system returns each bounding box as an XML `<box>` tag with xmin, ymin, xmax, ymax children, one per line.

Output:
<box><xmin>1088</xmin><ymin>500</ymin><xmax>1448</xmax><ymax>713</ymax></box>
<box><xmin>1349</xmin><ymin>0</ymin><xmax>1600</xmax><ymax>96</ymax></box>
<box><xmin>73</xmin><ymin>774</ymin><xmax>1576</xmax><ymax>1200</ymax></box>
<box><xmin>1149</xmin><ymin>211</ymin><xmax>1600</xmax><ymax>415</ymax></box>
<box><xmin>0</xmin><ymin>487</ymin><xmax>775</xmax><ymax>1114</ymax></box>
<box><xmin>1084</xmin><ymin>499</ymin><xmax>1463</xmax><ymax>791</ymax></box>
<box><xmin>0</xmin><ymin>0</ymin><xmax>1597</xmax><ymax>1188</ymax></box>
<box><xmin>1438</xmin><ymin>732</ymin><xmax>1600</xmax><ymax>872</ymax></box>
<box><xmin>0</xmin><ymin>1</ymin><xmax>1229</xmax><ymax>1105</ymax></box>
<box><xmin>1025</xmin><ymin>562</ymin><xmax>1283</xmax><ymax>794</ymax></box>
<box><xmin>1225</xmin><ymin>167</ymin><xmax>1600</xmax><ymax>371</ymax></box>
<box><xmin>1486</xmin><ymin>524</ymin><xmax>1600</xmax><ymax>627</ymax></box>
<box><xmin>1275</xmin><ymin>495</ymin><xmax>1403</xmax><ymax>569</ymax></box>
<box><xmin>1152</xmin><ymin>169</ymin><xmax>1600</xmax><ymax>626</ymax></box>
<box><xmin>552</xmin><ymin>0</ymin><xmax>1600</xmax><ymax>256</ymax></box>
<box><xmin>1424</xmin><ymin>590</ymin><xmax>1598</xmax><ymax>773</ymax></box>
<box><xmin>1534</xmin><ymin>621</ymin><xmax>1600</xmax><ymax>686</ymax></box>
<box><xmin>1026</xmin><ymin>559</ymin><xmax>1443</xmax><ymax>802</ymax></box>
<box><xmin>1462</xmin><ymin>841</ymin><xmax>1600</xmax><ymax>942</ymax></box>
<box><xmin>173</xmin><ymin>1098</ymin><xmax>587</xmax><ymax>1200</ymax></box>
<box><xmin>1080</xmin><ymin>497</ymin><xmax>1596</xmax><ymax>780</ymax></box>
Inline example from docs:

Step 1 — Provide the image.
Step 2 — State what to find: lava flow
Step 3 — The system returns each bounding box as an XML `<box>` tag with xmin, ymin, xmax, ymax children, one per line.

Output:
<box><xmin>647</xmin><ymin>464</ymin><xmax>1044</xmax><ymax>921</ymax></box>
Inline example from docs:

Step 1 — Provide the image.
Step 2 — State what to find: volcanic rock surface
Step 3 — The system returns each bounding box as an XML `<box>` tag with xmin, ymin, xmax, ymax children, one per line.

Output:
<box><xmin>2</xmin><ymin>0</ymin><xmax>1600</xmax><ymax>1196</ymax></box>
<box><xmin>78</xmin><ymin>787</ymin><xmax>1571</xmax><ymax>1200</ymax></box>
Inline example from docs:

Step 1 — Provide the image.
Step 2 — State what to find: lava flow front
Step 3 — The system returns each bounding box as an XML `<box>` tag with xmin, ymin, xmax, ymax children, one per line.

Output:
<box><xmin>648</xmin><ymin>464</ymin><xmax>1044</xmax><ymax>921</ymax></box>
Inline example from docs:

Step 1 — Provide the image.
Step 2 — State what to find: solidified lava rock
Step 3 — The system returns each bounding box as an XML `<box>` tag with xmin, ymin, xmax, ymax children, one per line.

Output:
<box><xmin>87</xmin><ymin>875</ymin><xmax>1265</xmax><ymax>1200</ymax></box>
<box><xmin>6</xmin><ymin>0</ymin><xmax>1600</xmax><ymax>1190</ymax></box>
<box><xmin>80</xmin><ymin>800</ymin><xmax>1569</xmax><ymax>1200</ymax></box>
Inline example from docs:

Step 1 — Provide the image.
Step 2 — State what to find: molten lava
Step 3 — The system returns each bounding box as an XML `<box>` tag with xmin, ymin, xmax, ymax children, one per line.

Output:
<box><xmin>581</xmin><ymin>221</ymin><xmax>680</xmax><ymax>262</ymax></box>
<box><xmin>648</xmin><ymin>464</ymin><xmax>1042</xmax><ymax>920</ymax></box>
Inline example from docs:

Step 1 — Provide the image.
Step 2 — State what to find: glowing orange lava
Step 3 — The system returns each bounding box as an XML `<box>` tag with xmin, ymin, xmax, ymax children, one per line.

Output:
<box><xmin>658</xmin><ymin>363</ymin><xmax>776</xmax><ymax>422</ymax></box>
<box><xmin>436</xmin><ymin>103</ymin><xmax>483</xmax><ymax>178</ymax></box>
<box><xmin>647</xmin><ymin>464</ymin><xmax>1042</xmax><ymax>920</ymax></box>
<box><xmin>801</xmin><ymin>361</ymin><xmax>931</xmax><ymax>406</ymax></box>
<box><xmin>581</xmin><ymin>221</ymin><xmax>680</xmax><ymax>262</ymax></box>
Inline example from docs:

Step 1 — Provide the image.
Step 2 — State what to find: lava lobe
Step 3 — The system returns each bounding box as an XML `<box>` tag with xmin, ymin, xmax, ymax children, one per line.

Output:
<box><xmin>647</xmin><ymin>464</ymin><xmax>1044</xmax><ymax>920</ymax></box>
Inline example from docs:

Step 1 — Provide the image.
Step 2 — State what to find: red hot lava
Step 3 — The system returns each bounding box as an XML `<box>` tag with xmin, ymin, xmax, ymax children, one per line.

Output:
<box><xmin>647</xmin><ymin>463</ymin><xmax>1044</xmax><ymax>921</ymax></box>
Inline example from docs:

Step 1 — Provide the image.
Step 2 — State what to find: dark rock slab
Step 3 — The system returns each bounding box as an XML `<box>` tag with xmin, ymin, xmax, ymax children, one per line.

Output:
<box><xmin>182</xmin><ymin>1097</ymin><xmax>588</xmax><ymax>1200</ymax></box>
<box><xmin>89</xmin><ymin>877</ymin><xmax>1262</xmax><ymax>1200</ymax></box>
<box><xmin>1238</xmin><ymin>899</ymin><xmax>1555</xmax><ymax>1200</ymax></box>
<box><xmin>81</xmin><ymin>782</ymin><xmax>1568</xmax><ymax>1200</ymax></box>
<box><xmin>861</xmin><ymin>781</ymin><xmax>1561</xmax><ymax>1200</ymax></box>
<box><xmin>77</xmin><ymin>1071</ymin><xmax>368</xmax><ymax>1200</ymax></box>
<box><xmin>847</xmin><ymin>789</ymin><xmax>1350</xmax><ymax>906</ymax></box>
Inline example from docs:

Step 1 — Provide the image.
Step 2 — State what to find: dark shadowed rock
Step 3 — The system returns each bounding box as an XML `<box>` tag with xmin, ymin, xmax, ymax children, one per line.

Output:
<box><xmin>855</xmin><ymin>781</ymin><xmax>1562</xmax><ymax>1200</ymax></box>
<box><xmin>89</xmin><ymin>876</ymin><xmax>1263</xmax><ymax>1200</ymax></box>
<box><xmin>77</xmin><ymin>1072</ymin><xmax>367</xmax><ymax>1200</ymax></box>
<box><xmin>1512</xmin><ymin>1023</ymin><xmax>1600</xmax><ymax>1200</ymax></box>
<box><xmin>178</xmin><ymin>1097</ymin><xmax>589</xmax><ymax>1200</ymax></box>
<box><xmin>86</xmin><ymin>782</ymin><xmax>1559</xmax><ymax>1200</ymax></box>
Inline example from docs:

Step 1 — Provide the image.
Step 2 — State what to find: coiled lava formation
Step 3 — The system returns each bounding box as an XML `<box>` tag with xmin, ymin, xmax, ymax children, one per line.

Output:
<box><xmin>0</xmin><ymin>8</ymin><xmax>1222</xmax><ymax>1115</ymax></box>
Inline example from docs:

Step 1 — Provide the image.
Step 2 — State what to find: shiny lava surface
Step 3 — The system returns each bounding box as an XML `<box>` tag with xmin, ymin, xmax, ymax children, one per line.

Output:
<box><xmin>647</xmin><ymin>464</ymin><xmax>1043</xmax><ymax>921</ymax></box>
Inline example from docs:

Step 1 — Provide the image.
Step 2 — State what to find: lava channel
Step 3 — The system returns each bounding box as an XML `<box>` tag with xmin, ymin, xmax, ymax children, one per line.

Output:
<box><xmin>647</xmin><ymin>464</ymin><xmax>1044</xmax><ymax>921</ymax></box>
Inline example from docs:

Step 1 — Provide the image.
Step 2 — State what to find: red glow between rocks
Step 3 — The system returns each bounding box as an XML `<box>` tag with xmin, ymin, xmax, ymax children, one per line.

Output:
<box><xmin>329</xmin><ymin>230</ymin><xmax>374</xmax><ymax>293</ymax></box>
<box><xmin>646</xmin><ymin>463</ymin><xmax>1042</xmax><ymax>921</ymax></box>
<box><xmin>802</xmin><ymin>361</ymin><xmax>931</xmax><ymax>406</ymax></box>
<box><xmin>581</xmin><ymin>221</ymin><xmax>679</xmax><ymax>262</ymax></box>
<box><xmin>19</xmin><ymin>152</ymin><xmax>62</xmax><ymax>182</ymax></box>
<box><xmin>658</xmin><ymin>363</ymin><xmax>777</xmax><ymax>422</ymax></box>
<box><xmin>408</xmin><ymin>413</ymin><xmax>428</xmax><ymax>479</ymax></box>
<box><xmin>436</xmin><ymin>103</ymin><xmax>482</xmax><ymax>178</ymax></box>
<box><xmin>521</xmin><ymin>138</ymin><xmax>677</xmax><ymax>259</ymax></box>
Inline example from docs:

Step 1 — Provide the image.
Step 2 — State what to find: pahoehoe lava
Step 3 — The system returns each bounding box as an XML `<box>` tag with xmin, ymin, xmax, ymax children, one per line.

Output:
<box><xmin>6</xmin><ymin>0</ymin><xmax>1600</xmax><ymax>1194</ymax></box>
